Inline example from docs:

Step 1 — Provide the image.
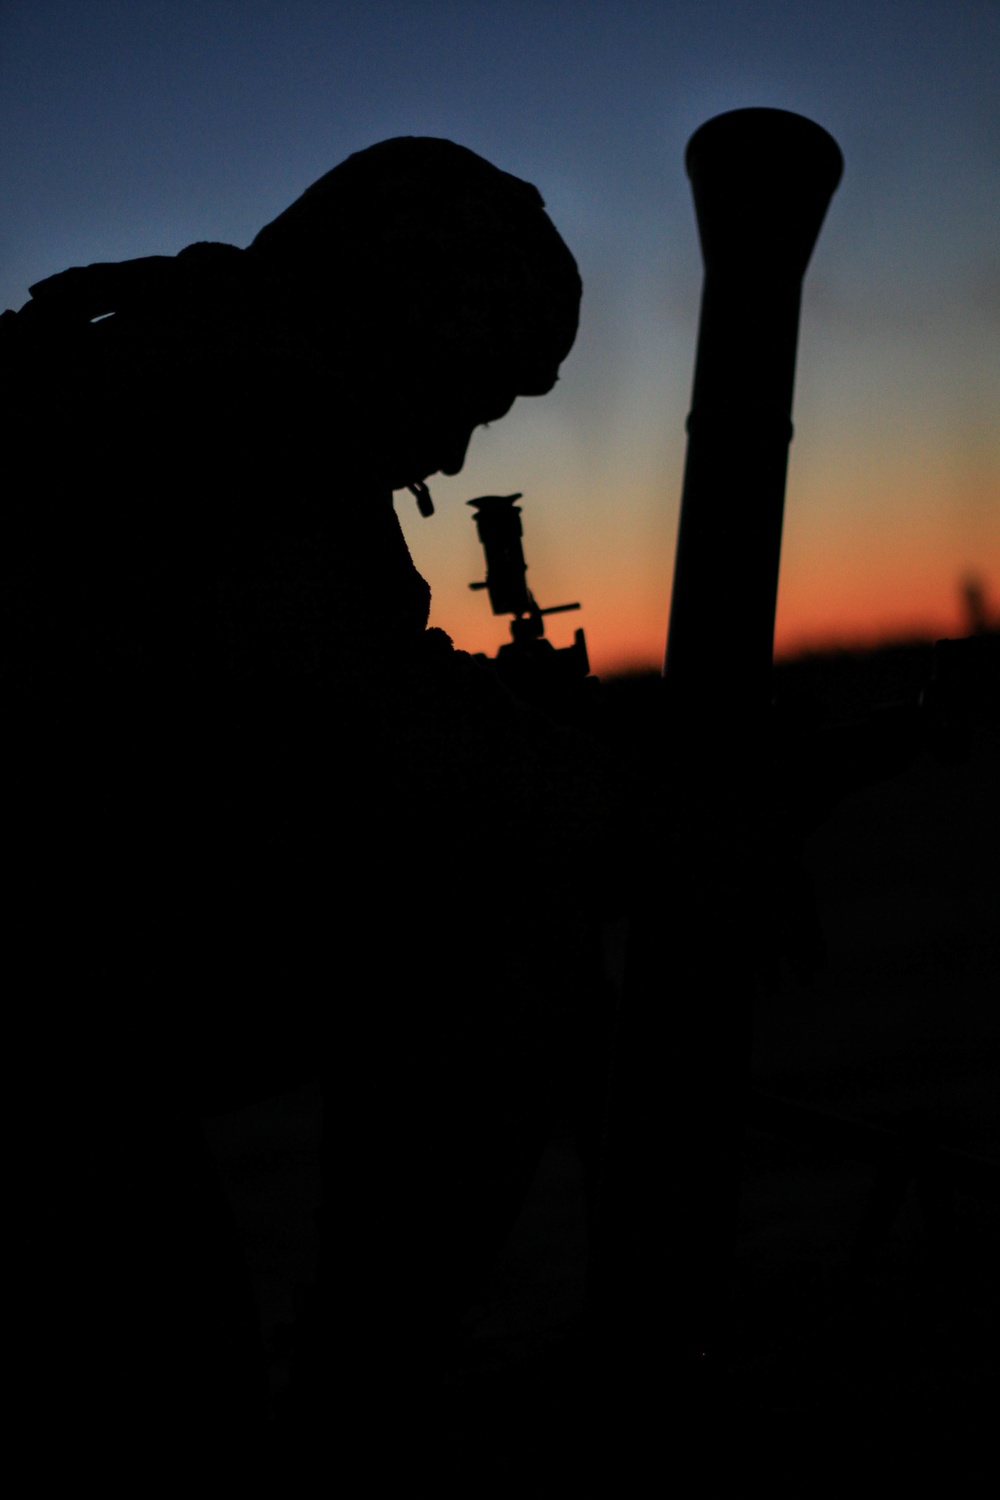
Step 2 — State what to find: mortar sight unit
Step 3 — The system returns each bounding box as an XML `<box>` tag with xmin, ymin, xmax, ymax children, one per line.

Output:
<box><xmin>468</xmin><ymin>492</ymin><xmax>591</xmax><ymax>711</ymax></box>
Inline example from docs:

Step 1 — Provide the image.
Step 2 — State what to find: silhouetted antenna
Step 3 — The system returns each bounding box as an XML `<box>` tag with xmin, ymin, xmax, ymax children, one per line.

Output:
<box><xmin>960</xmin><ymin>573</ymin><xmax>989</xmax><ymax>636</ymax></box>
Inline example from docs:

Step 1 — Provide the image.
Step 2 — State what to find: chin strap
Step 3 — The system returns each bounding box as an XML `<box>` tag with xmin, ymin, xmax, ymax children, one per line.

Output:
<box><xmin>408</xmin><ymin>480</ymin><xmax>435</xmax><ymax>518</ymax></box>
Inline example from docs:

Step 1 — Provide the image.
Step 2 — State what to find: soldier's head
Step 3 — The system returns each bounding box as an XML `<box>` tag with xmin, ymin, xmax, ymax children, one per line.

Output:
<box><xmin>248</xmin><ymin>137</ymin><xmax>581</xmax><ymax>492</ymax></box>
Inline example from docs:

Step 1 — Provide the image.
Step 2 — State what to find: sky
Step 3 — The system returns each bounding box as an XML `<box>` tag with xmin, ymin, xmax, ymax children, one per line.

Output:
<box><xmin>2</xmin><ymin>0</ymin><xmax>997</xmax><ymax>675</ymax></box>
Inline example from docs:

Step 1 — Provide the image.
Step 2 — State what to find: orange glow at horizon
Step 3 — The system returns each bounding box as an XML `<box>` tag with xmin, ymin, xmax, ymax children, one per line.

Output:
<box><xmin>399</xmin><ymin>202</ymin><xmax>998</xmax><ymax>685</ymax></box>
<box><xmin>408</xmin><ymin>467</ymin><xmax>998</xmax><ymax>680</ymax></box>
<box><xmin>419</xmin><ymin>554</ymin><xmax>999</xmax><ymax>681</ymax></box>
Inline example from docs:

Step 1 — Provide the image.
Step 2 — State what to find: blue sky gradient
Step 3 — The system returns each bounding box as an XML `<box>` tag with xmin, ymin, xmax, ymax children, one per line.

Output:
<box><xmin>3</xmin><ymin>0</ymin><xmax>997</xmax><ymax>669</ymax></box>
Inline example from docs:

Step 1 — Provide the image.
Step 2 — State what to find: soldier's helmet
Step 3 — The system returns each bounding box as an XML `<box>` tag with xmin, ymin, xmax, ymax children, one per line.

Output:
<box><xmin>248</xmin><ymin>136</ymin><xmax>582</xmax><ymax>400</ymax></box>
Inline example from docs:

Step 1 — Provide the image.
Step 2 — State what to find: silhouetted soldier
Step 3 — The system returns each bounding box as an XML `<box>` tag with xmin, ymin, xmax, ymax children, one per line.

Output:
<box><xmin>4</xmin><ymin>139</ymin><xmax>619</xmax><ymax>1476</ymax></box>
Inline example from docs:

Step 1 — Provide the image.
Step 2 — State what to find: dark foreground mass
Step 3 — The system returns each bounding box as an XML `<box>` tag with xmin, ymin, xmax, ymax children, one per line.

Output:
<box><xmin>197</xmin><ymin>648</ymin><xmax>998</xmax><ymax>1476</ymax></box>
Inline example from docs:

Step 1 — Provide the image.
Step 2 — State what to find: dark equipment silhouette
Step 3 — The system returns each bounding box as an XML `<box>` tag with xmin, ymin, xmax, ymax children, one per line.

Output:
<box><xmin>582</xmin><ymin>108</ymin><xmax>999</xmax><ymax>1453</ymax></box>
<box><xmin>468</xmin><ymin>492</ymin><xmax>590</xmax><ymax>711</ymax></box>
<box><xmin>5</xmin><ymin>115</ymin><xmax>997</xmax><ymax>1483</ymax></box>
<box><xmin>584</xmin><ymin>110</ymin><xmax>845</xmax><ymax>1427</ymax></box>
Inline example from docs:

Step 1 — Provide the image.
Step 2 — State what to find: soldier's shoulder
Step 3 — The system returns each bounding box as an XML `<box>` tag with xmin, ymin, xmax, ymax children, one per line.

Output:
<box><xmin>2</xmin><ymin>242</ymin><xmax>336</xmax><ymax>394</ymax></box>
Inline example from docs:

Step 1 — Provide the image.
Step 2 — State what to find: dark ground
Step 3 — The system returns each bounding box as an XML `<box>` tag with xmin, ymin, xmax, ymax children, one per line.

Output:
<box><xmin>204</xmin><ymin>641</ymin><xmax>999</xmax><ymax>1465</ymax></box>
